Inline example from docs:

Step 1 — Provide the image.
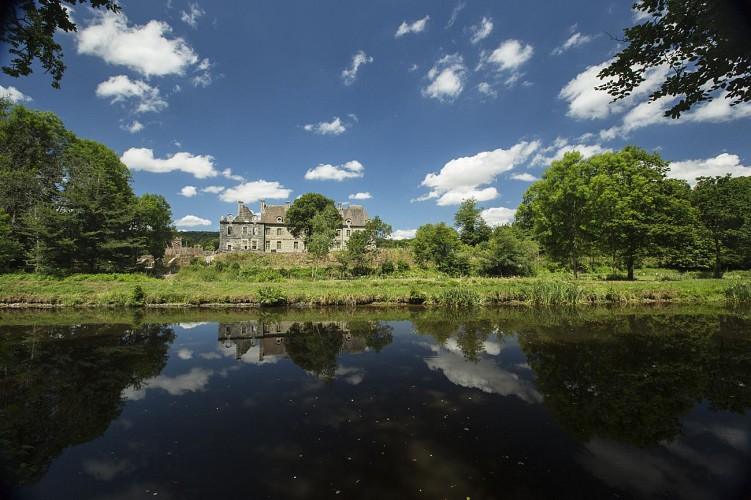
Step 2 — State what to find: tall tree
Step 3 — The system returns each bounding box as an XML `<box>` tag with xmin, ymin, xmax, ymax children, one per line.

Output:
<box><xmin>454</xmin><ymin>197</ymin><xmax>491</xmax><ymax>246</ymax></box>
<box><xmin>693</xmin><ymin>175</ymin><xmax>751</xmax><ymax>277</ymax></box>
<box><xmin>306</xmin><ymin>205</ymin><xmax>340</xmax><ymax>279</ymax></box>
<box><xmin>517</xmin><ymin>152</ymin><xmax>594</xmax><ymax>278</ymax></box>
<box><xmin>478</xmin><ymin>225</ymin><xmax>538</xmax><ymax>277</ymax></box>
<box><xmin>412</xmin><ymin>222</ymin><xmax>463</xmax><ymax>275</ymax></box>
<box><xmin>285</xmin><ymin>193</ymin><xmax>341</xmax><ymax>244</ymax></box>
<box><xmin>597</xmin><ymin>0</ymin><xmax>751</xmax><ymax>118</ymax></box>
<box><xmin>134</xmin><ymin>194</ymin><xmax>175</xmax><ymax>263</ymax></box>
<box><xmin>1</xmin><ymin>0</ymin><xmax>121</xmax><ymax>88</ymax></box>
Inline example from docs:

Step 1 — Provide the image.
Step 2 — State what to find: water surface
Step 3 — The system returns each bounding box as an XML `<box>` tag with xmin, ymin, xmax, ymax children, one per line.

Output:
<box><xmin>2</xmin><ymin>307</ymin><xmax>751</xmax><ymax>499</ymax></box>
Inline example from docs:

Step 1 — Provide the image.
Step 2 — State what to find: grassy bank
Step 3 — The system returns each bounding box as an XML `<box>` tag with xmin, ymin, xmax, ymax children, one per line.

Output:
<box><xmin>1</xmin><ymin>272</ymin><xmax>749</xmax><ymax>308</ymax></box>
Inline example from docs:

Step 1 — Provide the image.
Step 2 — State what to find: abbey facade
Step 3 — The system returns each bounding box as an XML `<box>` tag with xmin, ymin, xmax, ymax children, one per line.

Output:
<box><xmin>218</xmin><ymin>200</ymin><xmax>370</xmax><ymax>253</ymax></box>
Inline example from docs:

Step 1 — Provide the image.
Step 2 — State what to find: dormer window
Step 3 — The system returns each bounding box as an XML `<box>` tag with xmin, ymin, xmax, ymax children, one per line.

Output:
<box><xmin>277</xmin><ymin>216</ymin><xmax>283</xmax><ymax>223</ymax></box>
<box><xmin>345</xmin><ymin>218</ymin><xmax>351</xmax><ymax>225</ymax></box>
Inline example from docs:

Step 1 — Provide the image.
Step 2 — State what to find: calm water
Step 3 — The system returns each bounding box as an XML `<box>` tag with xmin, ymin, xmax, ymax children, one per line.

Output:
<box><xmin>2</xmin><ymin>307</ymin><xmax>751</xmax><ymax>499</ymax></box>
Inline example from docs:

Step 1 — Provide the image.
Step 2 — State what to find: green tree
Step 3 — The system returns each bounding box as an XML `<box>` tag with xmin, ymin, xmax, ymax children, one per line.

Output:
<box><xmin>286</xmin><ymin>193</ymin><xmax>341</xmax><ymax>243</ymax></box>
<box><xmin>517</xmin><ymin>152</ymin><xmax>594</xmax><ymax>278</ymax></box>
<box><xmin>693</xmin><ymin>175</ymin><xmax>751</xmax><ymax>277</ymax></box>
<box><xmin>0</xmin><ymin>208</ymin><xmax>22</xmax><ymax>272</ymax></box>
<box><xmin>478</xmin><ymin>225</ymin><xmax>538</xmax><ymax>277</ymax></box>
<box><xmin>364</xmin><ymin>215</ymin><xmax>392</xmax><ymax>247</ymax></box>
<box><xmin>412</xmin><ymin>222</ymin><xmax>463</xmax><ymax>275</ymax></box>
<box><xmin>134</xmin><ymin>194</ymin><xmax>175</xmax><ymax>262</ymax></box>
<box><xmin>341</xmin><ymin>228</ymin><xmax>374</xmax><ymax>276</ymax></box>
<box><xmin>454</xmin><ymin>197</ymin><xmax>491</xmax><ymax>246</ymax></box>
<box><xmin>1</xmin><ymin>0</ymin><xmax>121</xmax><ymax>88</ymax></box>
<box><xmin>597</xmin><ymin>0</ymin><xmax>751</xmax><ymax>118</ymax></box>
<box><xmin>306</xmin><ymin>205</ymin><xmax>339</xmax><ymax>279</ymax></box>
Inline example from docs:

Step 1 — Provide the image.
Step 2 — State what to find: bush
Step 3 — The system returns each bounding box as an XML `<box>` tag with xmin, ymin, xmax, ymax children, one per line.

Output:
<box><xmin>380</xmin><ymin>260</ymin><xmax>395</xmax><ymax>274</ymax></box>
<box><xmin>725</xmin><ymin>283</ymin><xmax>751</xmax><ymax>303</ymax></box>
<box><xmin>127</xmin><ymin>285</ymin><xmax>146</xmax><ymax>307</ymax></box>
<box><xmin>396</xmin><ymin>261</ymin><xmax>410</xmax><ymax>273</ymax></box>
<box><xmin>257</xmin><ymin>286</ymin><xmax>288</xmax><ymax>307</ymax></box>
<box><xmin>407</xmin><ymin>289</ymin><xmax>426</xmax><ymax>305</ymax></box>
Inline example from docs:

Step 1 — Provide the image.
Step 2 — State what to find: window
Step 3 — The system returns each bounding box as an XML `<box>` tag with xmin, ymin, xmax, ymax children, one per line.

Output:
<box><xmin>276</xmin><ymin>228</ymin><xmax>282</xmax><ymax>236</ymax></box>
<box><xmin>265</xmin><ymin>241</ymin><xmax>270</xmax><ymax>250</ymax></box>
<box><xmin>345</xmin><ymin>218</ymin><xmax>351</xmax><ymax>225</ymax></box>
<box><xmin>337</xmin><ymin>229</ymin><xmax>341</xmax><ymax>236</ymax></box>
<box><xmin>277</xmin><ymin>216</ymin><xmax>283</xmax><ymax>223</ymax></box>
<box><xmin>346</xmin><ymin>229</ymin><xmax>351</xmax><ymax>237</ymax></box>
<box><xmin>242</xmin><ymin>226</ymin><xmax>247</xmax><ymax>235</ymax></box>
<box><xmin>251</xmin><ymin>240</ymin><xmax>257</xmax><ymax>250</ymax></box>
<box><xmin>244</xmin><ymin>245</ymin><xmax>248</xmax><ymax>250</ymax></box>
<box><xmin>253</xmin><ymin>226</ymin><xmax>257</xmax><ymax>235</ymax></box>
<box><xmin>293</xmin><ymin>241</ymin><xmax>298</xmax><ymax>250</ymax></box>
<box><xmin>227</xmin><ymin>226</ymin><xmax>233</xmax><ymax>235</ymax></box>
<box><xmin>276</xmin><ymin>241</ymin><xmax>281</xmax><ymax>250</ymax></box>
<box><xmin>227</xmin><ymin>244</ymin><xmax>232</xmax><ymax>251</ymax></box>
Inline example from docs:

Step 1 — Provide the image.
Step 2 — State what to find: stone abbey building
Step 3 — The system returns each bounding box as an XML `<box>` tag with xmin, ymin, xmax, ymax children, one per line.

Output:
<box><xmin>219</xmin><ymin>200</ymin><xmax>370</xmax><ymax>253</ymax></box>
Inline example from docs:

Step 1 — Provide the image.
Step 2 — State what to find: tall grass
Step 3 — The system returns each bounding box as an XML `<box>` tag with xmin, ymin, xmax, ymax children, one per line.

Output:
<box><xmin>432</xmin><ymin>287</ymin><xmax>482</xmax><ymax>308</ymax></box>
<box><xmin>725</xmin><ymin>283</ymin><xmax>751</xmax><ymax>303</ymax></box>
<box><xmin>527</xmin><ymin>280</ymin><xmax>583</xmax><ymax>305</ymax></box>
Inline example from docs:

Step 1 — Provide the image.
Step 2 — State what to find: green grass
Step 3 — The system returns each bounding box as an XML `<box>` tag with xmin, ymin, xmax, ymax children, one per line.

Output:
<box><xmin>1</xmin><ymin>270</ymin><xmax>748</xmax><ymax>308</ymax></box>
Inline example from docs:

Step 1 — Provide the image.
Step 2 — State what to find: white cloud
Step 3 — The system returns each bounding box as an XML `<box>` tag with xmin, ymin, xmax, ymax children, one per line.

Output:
<box><xmin>477</xmin><ymin>82</ymin><xmax>497</xmax><ymax>98</ymax></box>
<box><xmin>121</xmin><ymin>120</ymin><xmax>144</xmax><ymax>133</ymax></box>
<box><xmin>417</xmin><ymin>141</ymin><xmax>540</xmax><ymax>206</ymax></box>
<box><xmin>341</xmin><ymin>50</ymin><xmax>373</xmax><ymax>86</ymax></box>
<box><xmin>305</xmin><ymin>160</ymin><xmax>365</xmax><ymax>181</ymax></box>
<box><xmin>191</xmin><ymin>58</ymin><xmax>214</xmax><ymax>87</ymax></box>
<box><xmin>481</xmin><ymin>207</ymin><xmax>517</xmax><ymax>226</ymax></box>
<box><xmin>390</xmin><ymin>229</ymin><xmax>417</xmax><ymax>240</ymax></box>
<box><xmin>486</xmin><ymin>39</ymin><xmax>534</xmax><ymax>72</ymax></box>
<box><xmin>684</xmin><ymin>94</ymin><xmax>751</xmax><ymax>123</ymax></box>
<box><xmin>348</xmin><ymin>192</ymin><xmax>372</xmax><ymax>200</ymax></box>
<box><xmin>121</xmin><ymin>148</ymin><xmax>218</xmax><ymax>178</ymax></box>
<box><xmin>77</xmin><ymin>10</ymin><xmax>199</xmax><ymax>77</ymax></box>
<box><xmin>395</xmin><ymin>15</ymin><xmax>430</xmax><ymax>37</ymax></box>
<box><xmin>174</xmin><ymin>215</ymin><xmax>212</xmax><ymax>227</ymax></box>
<box><xmin>446</xmin><ymin>2</ymin><xmax>466</xmax><ymax>28</ymax></box>
<box><xmin>180</xmin><ymin>2</ymin><xmax>205</xmax><ymax>29</ymax></box>
<box><xmin>668</xmin><ymin>153</ymin><xmax>751</xmax><ymax>186</ymax></box>
<box><xmin>422</xmin><ymin>53</ymin><xmax>467</xmax><ymax>102</ymax></box>
<box><xmin>95</xmin><ymin>75</ymin><xmax>167</xmax><ymax>113</ymax></box>
<box><xmin>221</xmin><ymin>168</ymin><xmax>244</xmax><ymax>181</ymax></box>
<box><xmin>531</xmin><ymin>138</ymin><xmax>610</xmax><ymax>166</ymax></box>
<box><xmin>0</xmin><ymin>84</ymin><xmax>31</xmax><ymax>102</ymax></box>
<box><xmin>179</xmin><ymin>186</ymin><xmax>198</xmax><ymax>197</ymax></box>
<box><xmin>201</xmin><ymin>185</ymin><xmax>225</xmax><ymax>194</ymax></box>
<box><xmin>559</xmin><ymin>61</ymin><xmax>670</xmax><ymax>120</ymax></box>
<box><xmin>510</xmin><ymin>173</ymin><xmax>538</xmax><ymax>182</ymax></box>
<box><xmin>551</xmin><ymin>32</ymin><xmax>595</xmax><ymax>55</ymax></box>
<box><xmin>219</xmin><ymin>180</ymin><xmax>292</xmax><ymax>202</ymax></box>
<box><xmin>304</xmin><ymin>116</ymin><xmax>348</xmax><ymax>135</ymax></box>
<box><xmin>470</xmin><ymin>17</ymin><xmax>493</xmax><ymax>44</ymax></box>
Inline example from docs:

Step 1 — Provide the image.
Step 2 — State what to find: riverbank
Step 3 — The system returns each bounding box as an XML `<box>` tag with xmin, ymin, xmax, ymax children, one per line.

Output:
<box><xmin>1</xmin><ymin>273</ymin><xmax>749</xmax><ymax>308</ymax></box>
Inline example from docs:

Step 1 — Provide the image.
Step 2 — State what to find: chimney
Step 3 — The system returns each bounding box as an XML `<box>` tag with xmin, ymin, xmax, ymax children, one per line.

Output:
<box><xmin>285</xmin><ymin>201</ymin><xmax>291</xmax><ymax>209</ymax></box>
<box><xmin>237</xmin><ymin>201</ymin><xmax>244</xmax><ymax>215</ymax></box>
<box><xmin>338</xmin><ymin>202</ymin><xmax>343</xmax><ymax>210</ymax></box>
<box><xmin>260</xmin><ymin>200</ymin><xmax>266</xmax><ymax>212</ymax></box>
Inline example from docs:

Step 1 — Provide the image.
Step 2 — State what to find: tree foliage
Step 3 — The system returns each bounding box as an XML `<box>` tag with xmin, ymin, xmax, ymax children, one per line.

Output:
<box><xmin>454</xmin><ymin>197</ymin><xmax>491</xmax><ymax>246</ymax></box>
<box><xmin>1</xmin><ymin>0</ymin><xmax>121</xmax><ymax>88</ymax></box>
<box><xmin>412</xmin><ymin>222</ymin><xmax>463</xmax><ymax>275</ymax></box>
<box><xmin>478</xmin><ymin>225</ymin><xmax>538</xmax><ymax>277</ymax></box>
<box><xmin>598</xmin><ymin>0</ymin><xmax>751</xmax><ymax>118</ymax></box>
<box><xmin>285</xmin><ymin>193</ymin><xmax>341</xmax><ymax>242</ymax></box>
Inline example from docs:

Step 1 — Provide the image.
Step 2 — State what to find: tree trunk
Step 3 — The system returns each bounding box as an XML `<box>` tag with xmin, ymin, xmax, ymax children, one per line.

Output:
<box><xmin>714</xmin><ymin>238</ymin><xmax>722</xmax><ymax>279</ymax></box>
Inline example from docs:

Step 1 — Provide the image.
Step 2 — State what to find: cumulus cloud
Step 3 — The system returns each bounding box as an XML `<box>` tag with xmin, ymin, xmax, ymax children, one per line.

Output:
<box><xmin>201</xmin><ymin>185</ymin><xmax>225</xmax><ymax>194</ymax></box>
<box><xmin>305</xmin><ymin>160</ymin><xmax>365</xmax><ymax>181</ymax></box>
<box><xmin>477</xmin><ymin>81</ymin><xmax>497</xmax><ymax>98</ymax></box>
<box><xmin>219</xmin><ymin>180</ymin><xmax>292</xmax><ymax>202</ymax></box>
<box><xmin>470</xmin><ymin>17</ymin><xmax>493</xmax><ymax>44</ymax></box>
<box><xmin>77</xmin><ymin>10</ymin><xmax>199</xmax><ymax>77</ymax></box>
<box><xmin>221</xmin><ymin>168</ymin><xmax>244</xmax><ymax>181</ymax></box>
<box><xmin>174</xmin><ymin>215</ymin><xmax>212</xmax><ymax>227</ymax></box>
<box><xmin>390</xmin><ymin>229</ymin><xmax>417</xmax><ymax>240</ymax></box>
<box><xmin>95</xmin><ymin>75</ymin><xmax>168</xmax><ymax>113</ymax></box>
<box><xmin>120</xmin><ymin>120</ymin><xmax>144</xmax><ymax>133</ymax></box>
<box><xmin>179</xmin><ymin>186</ymin><xmax>198</xmax><ymax>197</ymax></box>
<box><xmin>348</xmin><ymin>192</ymin><xmax>372</xmax><ymax>200</ymax></box>
<box><xmin>0</xmin><ymin>84</ymin><xmax>31</xmax><ymax>102</ymax></box>
<box><xmin>422</xmin><ymin>53</ymin><xmax>467</xmax><ymax>102</ymax></box>
<box><xmin>530</xmin><ymin>137</ymin><xmax>610</xmax><ymax>167</ymax></box>
<box><xmin>121</xmin><ymin>148</ymin><xmax>218</xmax><ymax>178</ymax></box>
<box><xmin>341</xmin><ymin>50</ymin><xmax>373</xmax><ymax>86</ymax></box>
<box><xmin>668</xmin><ymin>153</ymin><xmax>751</xmax><ymax>186</ymax></box>
<box><xmin>510</xmin><ymin>173</ymin><xmax>538</xmax><ymax>182</ymax></box>
<box><xmin>552</xmin><ymin>31</ymin><xmax>595</xmax><ymax>56</ymax></box>
<box><xmin>180</xmin><ymin>2</ymin><xmax>205</xmax><ymax>29</ymax></box>
<box><xmin>486</xmin><ymin>39</ymin><xmax>534</xmax><ymax>72</ymax></box>
<box><xmin>481</xmin><ymin>207</ymin><xmax>517</xmax><ymax>226</ymax></box>
<box><xmin>304</xmin><ymin>116</ymin><xmax>348</xmax><ymax>135</ymax></box>
<box><xmin>395</xmin><ymin>15</ymin><xmax>430</xmax><ymax>37</ymax></box>
<box><xmin>416</xmin><ymin>141</ymin><xmax>540</xmax><ymax>206</ymax></box>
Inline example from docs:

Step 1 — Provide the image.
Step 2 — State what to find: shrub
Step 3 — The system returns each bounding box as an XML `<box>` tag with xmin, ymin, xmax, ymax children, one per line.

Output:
<box><xmin>257</xmin><ymin>286</ymin><xmax>288</xmax><ymax>307</ymax></box>
<box><xmin>381</xmin><ymin>260</ymin><xmax>395</xmax><ymax>274</ymax></box>
<box><xmin>407</xmin><ymin>289</ymin><xmax>426</xmax><ymax>305</ymax></box>
<box><xmin>725</xmin><ymin>283</ymin><xmax>751</xmax><ymax>303</ymax></box>
<box><xmin>127</xmin><ymin>285</ymin><xmax>146</xmax><ymax>307</ymax></box>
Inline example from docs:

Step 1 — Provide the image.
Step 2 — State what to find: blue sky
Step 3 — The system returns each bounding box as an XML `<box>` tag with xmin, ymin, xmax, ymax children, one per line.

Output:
<box><xmin>2</xmin><ymin>0</ymin><xmax>750</xmax><ymax>239</ymax></box>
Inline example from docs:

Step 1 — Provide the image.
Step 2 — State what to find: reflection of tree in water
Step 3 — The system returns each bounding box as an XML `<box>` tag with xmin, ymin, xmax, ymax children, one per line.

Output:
<box><xmin>285</xmin><ymin>321</ymin><xmax>393</xmax><ymax>383</ymax></box>
<box><xmin>411</xmin><ymin>310</ymin><xmax>499</xmax><ymax>362</ymax></box>
<box><xmin>0</xmin><ymin>323</ymin><xmax>174</xmax><ymax>487</ymax></box>
<box><xmin>518</xmin><ymin>313</ymin><xmax>751</xmax><ymax>447</ymax></box>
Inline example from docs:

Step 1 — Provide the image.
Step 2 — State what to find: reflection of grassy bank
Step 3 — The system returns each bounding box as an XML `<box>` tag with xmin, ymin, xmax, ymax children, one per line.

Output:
<box><xmin>0</xmin><ymin>273</ymin><xmax>749</xmax><ymax>308</ymax></box>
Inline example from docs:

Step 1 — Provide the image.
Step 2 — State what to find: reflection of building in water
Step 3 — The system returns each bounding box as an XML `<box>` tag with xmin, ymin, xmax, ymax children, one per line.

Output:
<box><xmin>218</xmin><ymin>321</ymin><xmax>367</xmax><ymax>361</ymax></box>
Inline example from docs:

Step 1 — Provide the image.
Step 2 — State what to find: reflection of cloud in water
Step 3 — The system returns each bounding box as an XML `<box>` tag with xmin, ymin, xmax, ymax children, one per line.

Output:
<box><xmin>122</xmin><ymin>367</ymin><xmax>213</xmax><ymax>400</ymax></box>
<box><xmin>177</xmin><ymin>322</ymin><xmax>208</xmax><ymax>329</ymax></box>
<box><xmin>443</xmin><ymin>338</ymin><xmax>501</xmax><ymax>356</ymax></box>
<box><xmin>708</xmin><ymin>423</ymin><xmax>749</xmax><ymax>451</ymax></box>
<box><xmin>240</xmin><ymin>345</ymin><xmax>281</xmax><ymax>365</ymax></box>
<box><xmin>83</xmin><ymin>457</ymin><xmax>137</xmax><ymax>481</ymax></box>
<box><xmin>425</xmin><ymin>344</ymin><xmax>542</xmax><ymax>403</ymax></box>
<box><xmin>199</xmin><ymin>352</ymin><xmax>221</xmax><ymax>360</ymax></box>
<box><xmin>578</xmin><ymin>436</ymin><xmax>744</xmax><ymax>500</ymax></box>
<box><xmin>176</xmin><ymin>348</ymin><xmax>193</xmax><ymax>360</ymax></box>
<box><xmin>336</xmin><ymin>365</ymin><xmax>364</xmax><ymax>385</ymax></box>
